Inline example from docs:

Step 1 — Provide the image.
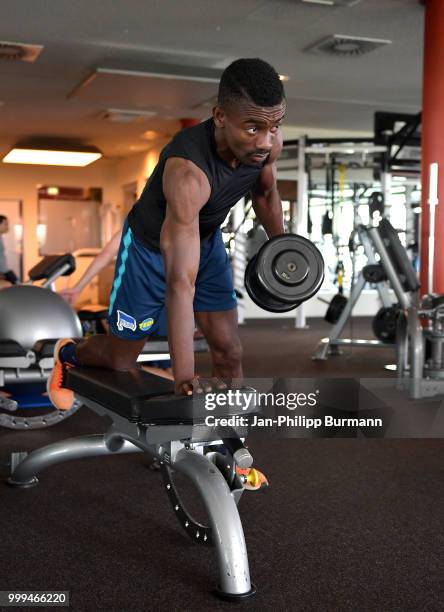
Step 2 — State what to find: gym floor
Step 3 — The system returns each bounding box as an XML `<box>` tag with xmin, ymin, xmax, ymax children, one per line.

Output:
<box><xmin>1</xmin><ymin>318</ymin><xmax>443</xmax><ymax>611</ymax></box>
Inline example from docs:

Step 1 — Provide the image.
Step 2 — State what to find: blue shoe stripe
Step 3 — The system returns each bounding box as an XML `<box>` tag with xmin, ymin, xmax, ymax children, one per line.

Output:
<box><xmin>108</xmin><ymin>227</ymin><xmax>133</xmax><ymax>315</ymax></box>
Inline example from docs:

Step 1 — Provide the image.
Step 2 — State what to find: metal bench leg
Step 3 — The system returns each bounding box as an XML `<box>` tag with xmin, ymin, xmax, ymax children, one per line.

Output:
<box><xmin>7</xmin><ymin>435</ymin><xmax>141</xmax><ymax>487</ymax></box>
<box><xmin>172</xmin><ymin>448</ymin><xmax>255</xmax><ymax>600</ymax></box>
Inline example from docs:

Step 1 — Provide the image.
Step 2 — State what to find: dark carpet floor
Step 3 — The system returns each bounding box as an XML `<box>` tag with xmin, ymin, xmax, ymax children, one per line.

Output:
<box><xmin>1</xmin><ymin>318</ymin><xmax>443</xmax><ymax>612</ymax></box>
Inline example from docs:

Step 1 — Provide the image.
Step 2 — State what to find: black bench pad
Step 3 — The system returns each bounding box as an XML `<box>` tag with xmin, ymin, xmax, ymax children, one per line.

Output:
<box><xmin>65</xmin><ymin>367</ymin><xmax>253</xmax><ymax>424</ymax></box>
<box><xmin>78</xmin><ymin>309</ymin><xmax>108</xmax><ymax>321</ymax></box>
<box><xmin>32</xmin><ymin>339</ymin><xmax>59</xmax><ymax>359</ymax></box>
<box><xmin>0</xmin><ymin>339</ymin><xmax>28</xmax><ymax>358</ymax></box>
<box><xmin>28</xmin><ymin>254</ymin><xmax>75</xmax><ymax>281</ymax></box>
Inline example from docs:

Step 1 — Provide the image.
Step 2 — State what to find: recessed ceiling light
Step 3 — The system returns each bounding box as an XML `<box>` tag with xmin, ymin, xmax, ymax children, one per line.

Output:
<box><xmin>2</xmin><ymin>147</ymin><xmax>102</xmax><ymax>167</ymax></box>
<box><xmin>300</xmin><ymin>0</ymin><xmax>361</xmax><ymax>6</ymax></box>
<box><xmin>302</xmin><ymin>0</ymin><xmax>335</xmax><ymax>5</ymax></box>
<box><xmin>279</xmin><ymin>74</ymin><xmax>290</xmax><ymax>82</ymax></box>
<box><xmin>100</xmin><ymin>108</ymin><xmax>157</xmax><ymax>123</ymax></box>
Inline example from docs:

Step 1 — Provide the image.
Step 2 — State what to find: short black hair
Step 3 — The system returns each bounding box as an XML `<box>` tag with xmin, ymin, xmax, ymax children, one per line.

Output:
<box><xmin>0</xmin><ymin>215</ymin><xmax>7</xmax><ymax>224</ymax></box>
<box><xmin>218</xmin><ymin>58</ymin><xmax>285</xmax><ymax>109</ymax></box>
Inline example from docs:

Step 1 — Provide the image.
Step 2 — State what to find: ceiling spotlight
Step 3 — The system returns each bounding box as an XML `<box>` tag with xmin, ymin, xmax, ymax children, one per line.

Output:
<box><xmin>141</xmin><ymin>130</ymin><xmax>161</xmax><ymax>141</ymax></box>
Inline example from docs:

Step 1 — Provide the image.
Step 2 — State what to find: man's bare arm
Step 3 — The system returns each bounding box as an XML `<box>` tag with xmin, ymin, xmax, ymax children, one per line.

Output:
<box><xmin>251</xmin><ymin>133</ymin><xmax>284</xmax><ymax>237</ymax></box>
<box><xmin>160</xmin><ymin>157</ymin><xmax>211</xmax><ymax>393</ymax></box>
<box><xmin>60</xmin><ymin>230</ymin><xmax>122</xmax><ymax>305</ymax></box>
<box><xmin>251</xmin><ymin>161</ymin><xmax>284</xmax><ymax>238</ymax></box>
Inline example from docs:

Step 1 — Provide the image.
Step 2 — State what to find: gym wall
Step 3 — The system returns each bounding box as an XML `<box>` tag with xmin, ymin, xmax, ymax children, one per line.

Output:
<box><xmin>0</xmin><ymin>145</ymin><xmax>164</xmax><ymax>274</ymax></box>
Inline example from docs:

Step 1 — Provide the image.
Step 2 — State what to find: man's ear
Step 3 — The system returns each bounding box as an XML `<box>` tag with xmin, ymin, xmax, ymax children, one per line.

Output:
<box><xmin>213</xmin><ymin>105</ymin><xmax>226</xmax><ymax>128</ymax></box>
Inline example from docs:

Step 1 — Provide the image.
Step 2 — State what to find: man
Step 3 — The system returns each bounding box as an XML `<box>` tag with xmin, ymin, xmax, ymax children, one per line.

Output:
<box><xmin>48</xmin><ymin>57</ymin><xmax>285</xmax><ymax>411</ymax></box>
<box><xmin>0</xmin><ymin>215</ymin><xmax>18</xmax><ymax>285</ymax></box>
<box><xmin>59</xmin><ymin>228</ymin><xmax>173</xmax><ymax>379</ymax></box>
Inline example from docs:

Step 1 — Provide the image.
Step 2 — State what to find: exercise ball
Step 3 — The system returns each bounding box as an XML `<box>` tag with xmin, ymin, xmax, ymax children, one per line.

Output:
<box><xmin>0</xmin><ymin>285</ymin><xmax>83</xmax><ymax>350</ymax></box>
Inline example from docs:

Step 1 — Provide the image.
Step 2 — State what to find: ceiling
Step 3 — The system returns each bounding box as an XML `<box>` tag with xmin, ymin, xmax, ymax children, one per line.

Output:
<box><xmin>0</xmin><ymin>0</ymin><xmax>424</xmax><ymax>164</ymax></box>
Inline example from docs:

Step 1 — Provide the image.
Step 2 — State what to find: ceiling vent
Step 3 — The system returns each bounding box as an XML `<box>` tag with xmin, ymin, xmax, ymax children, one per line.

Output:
<box><xmin>99</xmin><ymin>108</ymin><xmax>157</xmax><ymax>123</ymax></box>
<box><xmin>0</xmin><ymin>41</ymin><xmax>43</xmax><ymax>62</ymax></box>
<box><xmin>305</xmin><ymin>34</ymin><xmax>391</xmax><ymax>57</ymax></box>
<box><xmin>300</xmin><ymin>0</ymin><xmax>361</xmax><ymax>6</ymax></box>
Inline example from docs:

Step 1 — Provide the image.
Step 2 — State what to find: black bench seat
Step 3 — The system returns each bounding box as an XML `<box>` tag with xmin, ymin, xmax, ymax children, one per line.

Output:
<box><xmin>65</xmin><ymin>367</ymin><xmax>257</xmax><ymax>425</ymax></box>
<box><xmin>0</xmin><ymin>339</ymin><xmax>28</xmax><ymax>358</ymax></box>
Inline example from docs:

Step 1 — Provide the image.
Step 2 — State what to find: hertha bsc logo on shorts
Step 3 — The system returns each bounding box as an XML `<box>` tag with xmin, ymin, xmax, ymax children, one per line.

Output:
<box><xmin>117</xmin><ymin>310</ymin><xmax>137</xmax><ymax>332</ymax></box>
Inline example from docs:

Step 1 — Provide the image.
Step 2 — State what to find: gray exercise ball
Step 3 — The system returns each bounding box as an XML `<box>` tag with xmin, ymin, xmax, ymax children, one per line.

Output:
<box><xmin>0</xmin><ymin>285</ymin><xmax>83</xmax><ymax>350</ymax></box>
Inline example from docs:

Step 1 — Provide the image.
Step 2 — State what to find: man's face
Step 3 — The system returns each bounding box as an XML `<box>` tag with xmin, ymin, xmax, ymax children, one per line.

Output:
<box><xmin>214</xmin><ymin>99</ymin><xmax>286</xmax><ymax>167</ymax></box>
<box><xmin>0</xmin><ymin>219</ymin><xmax>8</xmax><ymax>234</ymax></box>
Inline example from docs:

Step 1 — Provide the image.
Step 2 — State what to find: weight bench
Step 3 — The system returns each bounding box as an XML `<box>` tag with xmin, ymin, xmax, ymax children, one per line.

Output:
<box><xmin>7</xmin><ymin>367</ymin><xmax>259</xmax><ymax>600</ymax></box>
<box><xmin>0</xmin><ymin>336</ymin><xmax>208</xmax><ymax>430</ymax></box>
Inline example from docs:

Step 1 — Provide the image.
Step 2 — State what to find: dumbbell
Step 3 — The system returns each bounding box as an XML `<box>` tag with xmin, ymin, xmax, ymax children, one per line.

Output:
<box><xmin>245</xmin><ymin>234</ymin><xmax>324</xmax><ymax>313</ymax></box>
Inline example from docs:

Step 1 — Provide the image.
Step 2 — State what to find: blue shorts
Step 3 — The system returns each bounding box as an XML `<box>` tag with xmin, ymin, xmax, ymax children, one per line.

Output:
<box><xmin>108</xmin><ymin>219</ymin><xmax>237</xmax><ymax>340</ymax></box>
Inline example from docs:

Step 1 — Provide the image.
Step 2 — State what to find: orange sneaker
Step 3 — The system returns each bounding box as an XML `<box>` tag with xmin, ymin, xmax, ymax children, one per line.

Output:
<box><xmin>236</xmin><ymin>466</ymin><xmax>269</xmax><ymax>491</ymax></box>
<box><xmin>46</xmin><ymin>339</ymin><xmax>76</xmax><ymax>411</ymax></box>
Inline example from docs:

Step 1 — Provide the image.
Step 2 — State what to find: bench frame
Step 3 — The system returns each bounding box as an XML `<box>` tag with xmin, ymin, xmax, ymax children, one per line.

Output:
<box><xmin>8</xmin><ymin>393</ymin><xmax>256</xmax><ymax>600</ymax></box>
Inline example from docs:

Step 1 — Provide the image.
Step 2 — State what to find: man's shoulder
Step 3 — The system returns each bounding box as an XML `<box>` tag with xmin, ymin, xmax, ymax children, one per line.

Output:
<box><xmin>161</xmin><ymin>119</ymin><xmax>214</xmax><ymax>185</ymax></box>
<box><xmin>164</xmin><ymin>157</ymin><xmax>211</xmax><ymax>193</ymax></box>
<box><xmin>160</xmin><ymin>119</ymin><xmax>211</xmax><ymax>164</ymax></box>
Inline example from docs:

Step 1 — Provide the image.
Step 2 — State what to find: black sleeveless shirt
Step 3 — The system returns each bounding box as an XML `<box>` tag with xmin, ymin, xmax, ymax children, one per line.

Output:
<box><xmin>128</xmin><ymin>118</ymin><xmax>263</xmax><ymax>251</ymax></box>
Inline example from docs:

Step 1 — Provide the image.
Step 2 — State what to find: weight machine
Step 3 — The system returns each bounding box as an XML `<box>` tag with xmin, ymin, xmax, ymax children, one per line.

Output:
<box><xmin>279</xmin><ymin>136</ymin><xmax>388</xmax><ymax>329</ymax></box>
<box><xmin>396</xmin><ymin>161</ymin><xmax>444</xmax><ymax>399</ymax></box>
<box><xmin>313</xmin><ymin>218</ymin><xmax>407</xmax><ymax>359</ymax></box>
